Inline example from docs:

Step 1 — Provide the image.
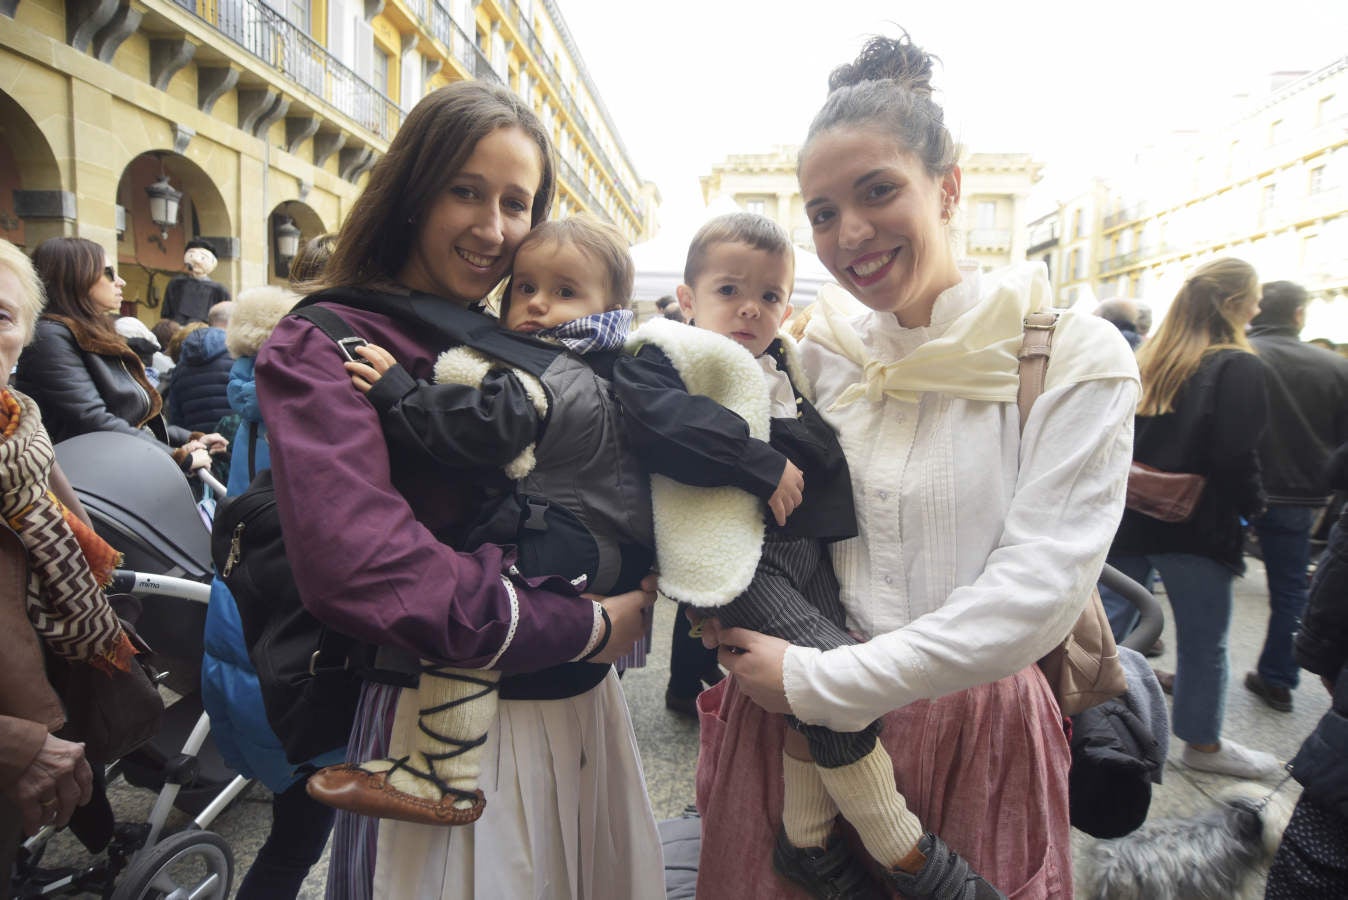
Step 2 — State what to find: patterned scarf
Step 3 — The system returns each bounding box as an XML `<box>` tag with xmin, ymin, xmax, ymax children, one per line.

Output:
<box><xmin>0</xmin><ymin>389</ymin><xmax>133</xmax><ymax>674</ymax></box>
<box><xmin>535</xmin><ymin>309</ymin><xmax>634</xmax><ymax>355</ymax></box>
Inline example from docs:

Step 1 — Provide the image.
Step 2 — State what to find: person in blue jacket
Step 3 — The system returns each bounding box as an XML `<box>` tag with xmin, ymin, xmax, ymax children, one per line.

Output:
<box><xmin>167</xmin><ymin>302</ymin><xmax>236</xmax><ymax>434</ymax></box>
<box><xmin>200</xmin><ymin>283</ymin><xmax>341</xmax><ymax>899</ymax></box>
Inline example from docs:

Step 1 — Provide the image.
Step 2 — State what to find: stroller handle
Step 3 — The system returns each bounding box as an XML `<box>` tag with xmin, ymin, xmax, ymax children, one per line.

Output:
<box><xmin>196</xmin><ymin>468</ymin><xmax>227</xmax><ymax>499</ymax></box>
<box><xmin>1101</xmin><ymin>562</ymin><xmax>1165</xmax><ymax>653</ymax></box>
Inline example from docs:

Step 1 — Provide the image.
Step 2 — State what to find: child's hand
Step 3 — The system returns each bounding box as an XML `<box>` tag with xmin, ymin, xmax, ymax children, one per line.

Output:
<box><xmin>768</xmin><ymin>460</ymin><xmax>804</xmax><ymax>527</ymax></box>
<box><xmin>345</xmin><ymin>343</ymin><xmax>396</xmax><ymax>394</ymax></box>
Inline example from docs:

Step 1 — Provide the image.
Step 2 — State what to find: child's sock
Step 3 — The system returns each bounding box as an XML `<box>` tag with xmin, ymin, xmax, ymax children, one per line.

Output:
<box><xmin>816</xmin><ymin>742</ymin><xmax>924</xmax><ymax>869</ymax></box>
<box><xmin>781</xmin><ymin>750</ymin><xmax>839</xmax><ymax>849</ymax></box>
<box><xmin>344</xmin><ymin>664</ymin><xmax>498</xmax><ymax>807</ymax></box>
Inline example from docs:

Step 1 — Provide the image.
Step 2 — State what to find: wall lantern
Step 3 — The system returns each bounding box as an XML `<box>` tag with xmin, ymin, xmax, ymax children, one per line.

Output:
<box><xmin>275</xmin><ymin>215</ymin><xmax>302</xmax><ymax>263</ymax></box>
<box><xmin>145</xmin><ymin>169</ymin><xmax>182</xmax><ymax>240</ymax></box>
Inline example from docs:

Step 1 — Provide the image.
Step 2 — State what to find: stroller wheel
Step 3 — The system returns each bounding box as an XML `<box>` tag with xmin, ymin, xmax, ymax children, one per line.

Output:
<box><xmin>110</xmin><ymin>829</ymin><xmax>233</xmax><ymax>900</ymax></box>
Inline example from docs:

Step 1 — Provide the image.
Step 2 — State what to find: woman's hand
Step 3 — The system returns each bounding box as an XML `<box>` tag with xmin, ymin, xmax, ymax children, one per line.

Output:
<box><xmin>700</xmin><ymin>620</ymin><xmax>793</xmax><ymax>714</ymax></box>
<box><xmin>768</xmin><ymin>460</ymin><xmax>804</xmax><ymax>527</ymax></box>
<box><xmin>346</xmin><ymin>343</ymin><xmax>396</xmax><ymax>394</ymax></box>
<box><xmin>586</xmin><ymin>574</ymin><xmax>657</xmax><ymax>664</ymax></box>
<box><xmin>184</xmin><ymin>447</ymin><xmax>211</xmax><ymax>472</ymax></box>
<box><xmin>198</xmin><ymin>433</ymin><xmax>229</xmax><ymax>454</ymax></box>
<box><xmin>1</xmin><ymin>734</ymin><xmax>93</xmax><ymax>836</ymax></box>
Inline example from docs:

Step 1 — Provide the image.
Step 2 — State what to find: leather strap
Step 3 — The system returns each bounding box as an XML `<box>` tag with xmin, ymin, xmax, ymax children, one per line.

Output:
<box><xmin>1016</xmin><ymin>311</ymin><xmax>1060</xmax><ymax>435</ymax></box>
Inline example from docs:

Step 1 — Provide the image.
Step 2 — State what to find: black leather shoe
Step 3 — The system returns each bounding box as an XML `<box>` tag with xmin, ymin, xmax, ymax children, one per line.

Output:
<box><xmin>664</xmin><ymin>688</ymin><xmax>699</xmax><ymax>719</ymax></box>
<box><xmin>882</xmin><ymin>833</ymin><xmax>1006</xmax><ymax>900</ymax></box>
<box><xmin>772</xmin><ymin>827</ymin><xmax>882</xmax><ymax>899</ymax></box>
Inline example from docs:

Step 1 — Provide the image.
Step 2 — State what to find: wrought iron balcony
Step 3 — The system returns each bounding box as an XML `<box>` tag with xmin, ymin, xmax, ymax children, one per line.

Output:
<box><xmin>559</xmin><ymin>155</ymin><xmax>613</xmax><ymax>224</ymax></box>
<box><xmin>179</xmin><ymin>0</ymin><xmax>405</xmax><ymax>140</ymax></box>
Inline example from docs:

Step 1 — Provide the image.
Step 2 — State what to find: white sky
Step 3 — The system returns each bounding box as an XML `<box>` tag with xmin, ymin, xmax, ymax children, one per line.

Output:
<box><xmin>559</xmin><ymin>1</ymin><xmax>1348</xmax><ymax>234</ymax></box>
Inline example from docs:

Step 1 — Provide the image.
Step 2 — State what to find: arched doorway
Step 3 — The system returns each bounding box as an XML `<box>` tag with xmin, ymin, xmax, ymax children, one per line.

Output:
<box><xmin>116</xmin><ymin>152</ymin><xmax>232</xmax><ymax>324</ymax></box>
<box><xmin>0</xmin><ymin>88</ymin><xmax>67</xmax><ymax>249</ymax></box>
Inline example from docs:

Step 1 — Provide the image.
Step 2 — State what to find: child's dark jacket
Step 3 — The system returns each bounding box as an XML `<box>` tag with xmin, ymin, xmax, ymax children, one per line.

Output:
<box><xmin>611</xmin><ymin>337</ymin><xmax>857</xmax><ymax>544</ymax></box>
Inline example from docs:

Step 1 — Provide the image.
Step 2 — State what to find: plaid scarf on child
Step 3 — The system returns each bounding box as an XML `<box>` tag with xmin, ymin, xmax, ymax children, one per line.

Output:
<box><xmin>535</xmin><ymin>309</ymin><xmax>634</xmax><ymax>355</ymax></box>
<box><xmin>0</xmin><ymin>389</ymin><xmax>133</xmax><ymax>674</ymax></box>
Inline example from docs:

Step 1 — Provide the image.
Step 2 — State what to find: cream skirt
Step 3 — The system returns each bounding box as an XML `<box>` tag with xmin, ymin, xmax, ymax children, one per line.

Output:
<box><xmin>372</xmin><ymin>669</ymin><xmax>665</xmax><ymax>899</ymax></box>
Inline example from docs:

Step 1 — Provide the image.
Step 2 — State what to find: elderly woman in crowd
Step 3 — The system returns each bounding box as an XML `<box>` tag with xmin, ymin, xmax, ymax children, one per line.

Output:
<box><xmin>0</xmin><ymin>238</ymin><xmax>137</xmax><ymax>884</ymax></box>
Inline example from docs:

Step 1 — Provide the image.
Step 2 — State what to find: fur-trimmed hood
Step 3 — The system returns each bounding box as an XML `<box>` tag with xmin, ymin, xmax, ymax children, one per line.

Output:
<box><xmin>226</xmin><ymin>286</ymin><xmax>300</xmax><ymax>358</ymax></box>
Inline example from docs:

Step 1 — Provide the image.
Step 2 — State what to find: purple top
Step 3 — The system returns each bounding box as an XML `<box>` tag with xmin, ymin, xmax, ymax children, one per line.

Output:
<box><xmin>255</xmin><ymin>301</ymin><xmax>598</xmax><ymax>672</ymax></box>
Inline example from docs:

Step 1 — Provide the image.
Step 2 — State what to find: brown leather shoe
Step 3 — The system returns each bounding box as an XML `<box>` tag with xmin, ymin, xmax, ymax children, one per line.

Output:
<box><xmin>1244</xmin><ymin>671</ymin><xmax>1294</xmax><ymax>712</ymax></box>
<box><xmin>306</xmin><ymin>764</ymin><xmax>486</xmax><ymax>826</ymax></box>
<box><xmin>1153</xmin><ymin>669</ymin><xmax>1174</xmax><ymax>695</ymax></box>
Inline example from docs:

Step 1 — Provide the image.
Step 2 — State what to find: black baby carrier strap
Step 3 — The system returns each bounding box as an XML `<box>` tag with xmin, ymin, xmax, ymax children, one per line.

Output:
<box><xmin>212</xmin><ymin>297</ymin><xmax>565</xmax><ymax>764</ymax></box>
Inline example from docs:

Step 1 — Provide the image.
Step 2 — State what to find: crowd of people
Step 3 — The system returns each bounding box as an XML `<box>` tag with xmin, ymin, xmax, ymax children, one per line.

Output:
<box><xmin>3</xmin><ymin>26</ymin><xmax>1346</xmax><ymax>900</ymax></box>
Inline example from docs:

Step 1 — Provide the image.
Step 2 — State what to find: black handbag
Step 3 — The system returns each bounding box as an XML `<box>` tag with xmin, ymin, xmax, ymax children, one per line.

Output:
<box><xmin>46</xmin><ymin>618</ymin><xmax>164</xmax><ymax>763</ymax></box>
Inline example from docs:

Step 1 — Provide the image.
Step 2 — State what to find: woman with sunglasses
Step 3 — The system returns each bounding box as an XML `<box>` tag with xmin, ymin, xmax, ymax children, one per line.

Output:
<box><xmin>15</xmin><ymin>237</ymin><xmax>223</xmax><ymax>472</ymax></box>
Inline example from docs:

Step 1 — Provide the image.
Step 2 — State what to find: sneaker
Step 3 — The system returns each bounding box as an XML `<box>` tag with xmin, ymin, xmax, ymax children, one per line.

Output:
<box><xmin>772</xmin><ymin>827</ymin><xmax>882</xmax><ymax>899</ymax></box>
<box><xmin>1244</xmin><ymin>671</ymin><xmax>1293</xmax><ymax>712</ymax></box>
<box><xmin>1181</xmin><ymin>740</ymin><xmax>1282</xmax><ymax>779</ymax></box>
<box><xmin>882</xmin><ymin>833</ymin><xmax>1006</xmax><ymax>900</ymax></box>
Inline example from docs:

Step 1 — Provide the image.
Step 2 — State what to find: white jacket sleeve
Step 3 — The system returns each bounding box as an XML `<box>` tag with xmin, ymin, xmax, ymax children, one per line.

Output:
<box><xmin>782</xmin><ymin>376</ymin><xmax>1139</xmax><ymax>733</ymax></box>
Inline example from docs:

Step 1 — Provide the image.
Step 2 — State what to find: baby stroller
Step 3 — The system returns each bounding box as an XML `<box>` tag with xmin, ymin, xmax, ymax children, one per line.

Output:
<box><xmin>12</xmin><ymin>432</ymin><xmax>248</xmax><ymax>899</ymax></box>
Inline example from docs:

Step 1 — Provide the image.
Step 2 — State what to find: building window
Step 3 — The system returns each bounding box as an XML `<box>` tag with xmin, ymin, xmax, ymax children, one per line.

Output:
<box><xmin>976</xmin><ymin>201</ymin><xmax>996</xmax><ymax>229</ymax></box>
<box><xmin>1072</xmin><ymin>209</ymin><xmax>1083</xmax><ymax>238</ymax></box>
<box><xmin>746</xmin><ymin>198</ymin><xmax>765</xmax><ymax>215</ymax></box>
<box><xmin>373</xmin><ymin>47</ymin><xmax>391</xmax><ymax>97</ymax></box>
<box><xmin>1263</xmin><ymin>183</ymin><xmax>1277</xmax><ymax>212</ymax></box>
<box><xmin>1310</xmin><ymin>165</ymin><xmax>1326</xmax><ymax>195</ymax></box>
<box><xmin>1069</xmin><ymin>248</ymin><xmax>1081</xmax><ymax>280</ymax></box>
<box><xmin>1268</xmin><ymin>119</ymin><xmax>1283</xmax><ymax>146</ymax></box>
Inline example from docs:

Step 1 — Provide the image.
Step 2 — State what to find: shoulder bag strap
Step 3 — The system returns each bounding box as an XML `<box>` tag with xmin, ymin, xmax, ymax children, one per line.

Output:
<box><xmin>1016</xmin><ymin>311</ymin><xmax>1060</xmax><ymax>435</ymax></box>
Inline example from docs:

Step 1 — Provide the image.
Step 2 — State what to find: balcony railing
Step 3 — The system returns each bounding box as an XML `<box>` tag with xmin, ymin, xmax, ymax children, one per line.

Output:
<box><xmin>1102</xmin><ymin>204</ymin><xmax>1145</xmax><ymax>230</ymax></box>
<box><xmin>1099</xmin><ymin>247</ymin><xmax>1149</xmax><ymax>274</ymax></box>
<box><xmin>181</xmin><ymin>0</ymin><xmax>404</xmax><ymax>140</ymax></box>
<box><xmin>496</xmin><ymin>1</ymin><xmax>639</xmax><ymax>214</ymax></box>
<box><xmin>426</xmin><ymin>2</ymin><xmax>501</xmax><ymax>84</ymax></box>
<box><xmin>559</xmin><ymin>155</ymin><xmax>612</xmax><ymax>224</ymax></box>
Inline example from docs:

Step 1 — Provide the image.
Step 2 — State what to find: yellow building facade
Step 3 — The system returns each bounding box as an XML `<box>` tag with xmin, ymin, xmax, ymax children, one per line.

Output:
<box><xmin>0</xmin><ymin>0</ymin><xmax>647</xmax><ymax>322</ymax></box>
<box><xmin>1086</xmin><ymin>58</ymin><xmax>1348</xmax><ymax>334</ymax></box>
<box><xmin>700</xmin><ymin>145</ymin><xmax>1043</xmax><ymax>271</ymax></box>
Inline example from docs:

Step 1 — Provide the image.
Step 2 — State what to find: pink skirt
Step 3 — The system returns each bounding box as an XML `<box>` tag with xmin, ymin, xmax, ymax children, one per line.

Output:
<box><xmin>694</xmin><ymin>666</ymin><xmax>1073</xmax><ymax>899</ymax></box>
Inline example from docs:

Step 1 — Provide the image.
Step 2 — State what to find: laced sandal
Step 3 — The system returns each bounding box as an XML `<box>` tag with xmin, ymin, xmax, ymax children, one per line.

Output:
<box><xmin>307</xmin><ymin>666</ymin><xmax>497</xmax><ymax>826</ymax></box>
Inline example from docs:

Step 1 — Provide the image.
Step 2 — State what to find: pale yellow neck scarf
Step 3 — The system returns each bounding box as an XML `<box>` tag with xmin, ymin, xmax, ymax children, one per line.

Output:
<box><xmin>806</xmin><ymin>264</ymin><xmax>1054</xmax><ymax>408</ymax></box>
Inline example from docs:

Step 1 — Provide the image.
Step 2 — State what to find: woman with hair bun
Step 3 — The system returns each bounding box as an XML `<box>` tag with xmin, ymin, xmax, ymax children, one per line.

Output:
<box><xmin>695</xmin><ymin>32</ymin><xmax>1140</xmax><ymax>898</ymax></box>
<box><xmin>1108</xmin><ymin>257</ymin><xmax>1277</xmax><ymax>779</ymax></box>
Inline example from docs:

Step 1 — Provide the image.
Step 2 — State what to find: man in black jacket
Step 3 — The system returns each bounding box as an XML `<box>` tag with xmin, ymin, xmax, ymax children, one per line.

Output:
<box><xmin>1244</xmin><ymin>281</ymin><xmax>1348</xmax><ymax>712</ymax></box>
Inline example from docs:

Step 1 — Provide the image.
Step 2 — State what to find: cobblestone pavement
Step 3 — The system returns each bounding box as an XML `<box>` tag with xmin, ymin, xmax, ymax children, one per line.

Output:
<box><xmin>30</xmin><ymin>556</ymin><xmax>1325</xmax><ymax>898</ymax></box>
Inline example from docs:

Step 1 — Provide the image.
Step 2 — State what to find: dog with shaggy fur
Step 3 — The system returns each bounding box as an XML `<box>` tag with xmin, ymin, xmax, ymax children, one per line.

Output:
<box><xmin>1080</xmin><ymin>781</ymin><xmax>1293</xmax><ymax>899</ymax></box>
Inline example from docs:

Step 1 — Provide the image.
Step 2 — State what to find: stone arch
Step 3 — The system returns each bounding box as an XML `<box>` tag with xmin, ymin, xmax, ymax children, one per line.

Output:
<box><xmin>116</xmin><ymin>151</ymin><xmax>233</xmax><ymax>320</ymax></box>
<box><xmin>0</xmin><ymin>88</ymin><xmax>68</xmax><ymax>248</ymax></box>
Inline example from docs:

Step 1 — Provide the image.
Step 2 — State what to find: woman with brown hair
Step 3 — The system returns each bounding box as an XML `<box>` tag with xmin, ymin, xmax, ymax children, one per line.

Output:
<box><xmin>14</xmin><ymin>237</ymin><xmax>221</xmax><ymax>473</ymax></box>
<box><xmin>254</xmin><ymin>81</ymin><xmax>660</xmax><ymax>900</ymax></box>
<box><xmin>693</xmin><ymin>32</ymin><xmax>1140</xmax><ymax>898</ymax></box>
<box><xmin>1108</xmin><ymin>257</ymin><xmax>1279</xmax><ymax>778</ymax></box>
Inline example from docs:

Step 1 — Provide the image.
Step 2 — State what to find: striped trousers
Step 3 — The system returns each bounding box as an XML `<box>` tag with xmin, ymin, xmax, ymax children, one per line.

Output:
<box><xmin>713</xmin><ymin>536</ymin><xmax>881</xmax><ymax>767</ymax></box>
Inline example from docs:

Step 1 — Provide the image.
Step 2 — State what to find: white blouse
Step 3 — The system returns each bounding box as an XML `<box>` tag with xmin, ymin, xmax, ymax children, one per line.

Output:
<box><xmin>783</xmin><ymin>269</ymin><xmax>1140</xmax><ymax>733</ymax></box>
